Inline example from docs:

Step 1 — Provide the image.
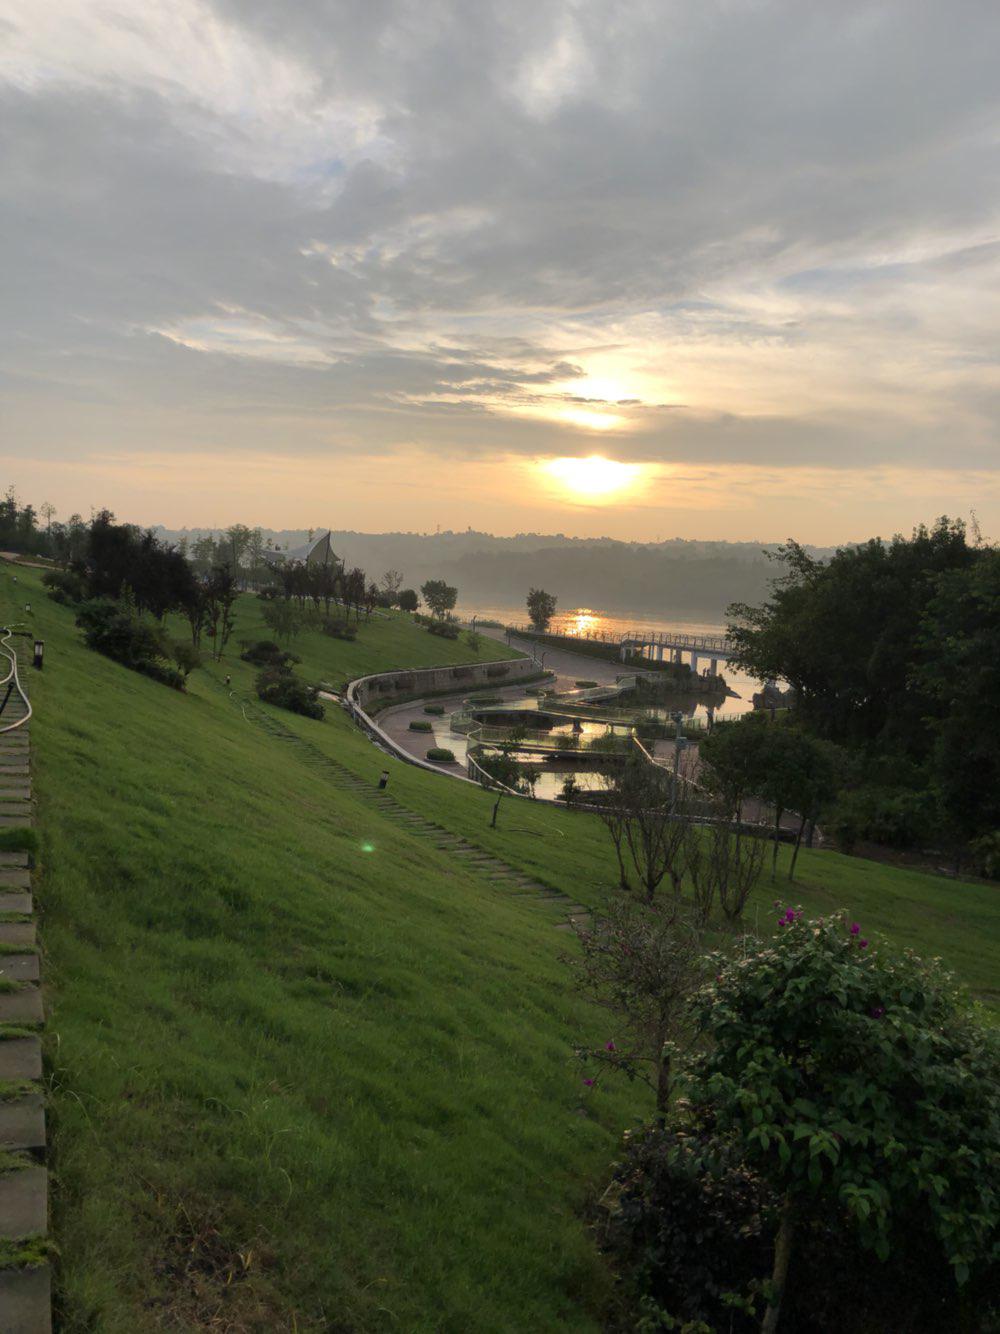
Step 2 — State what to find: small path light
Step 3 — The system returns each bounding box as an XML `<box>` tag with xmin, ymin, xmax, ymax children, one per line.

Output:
<box><xmin>378</xmin><ymin>770</ymin><xmax>390</xmax><ymax>790</ymax></box>
<box><xmin>23</xmin><ymin>603</ymin><xmax>30</xmax><ymax>614</ymax></box>
<box><xmin>33</xmin><ymin>639</ymin><xmax>44</xmax><ymax>670</ymax></box>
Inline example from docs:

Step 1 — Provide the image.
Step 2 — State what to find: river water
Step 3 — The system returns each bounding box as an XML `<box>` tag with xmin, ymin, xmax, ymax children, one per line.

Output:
<box><xmin>456</xmin><ymin>601</ymin><xmax>762</xmax><ymax>722</ymax></box>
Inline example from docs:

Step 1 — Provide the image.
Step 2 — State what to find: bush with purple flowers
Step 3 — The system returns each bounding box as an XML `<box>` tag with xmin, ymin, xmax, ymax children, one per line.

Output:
<box><xmin>686</xmin><ymin>911</ymin><xmax>1000</xmax><ymax>1331</ymax></box>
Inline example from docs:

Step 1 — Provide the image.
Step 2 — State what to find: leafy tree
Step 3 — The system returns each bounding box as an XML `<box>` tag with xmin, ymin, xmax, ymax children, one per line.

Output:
<box><xmin>261</xmin><ymin>599</ymin><xmax>303</xmax><ymax>647</ymax></box>
<box><xmin>727</xmin><ymin>519</ymin><xmax>974</xmax><ymax>751</ymax></box>
<box><xmin>684</xmin><ymin>818</ymin><xmax>766</xmax><ymax>923</ymax></box>
<box><xmin>689</xmin><ymin>912</ymin><xmax>1000</xmax><ymax>1333</ymax></box>
<box><xmin>465</xmin><ymin>629</ymin><xmax>482</xmax><ymax>653</ymax></box>
<box><xmin>398</xmin><ymin>588</ymin><xmax>419</xmax><ymax>613</ymax></box>
<box><xmin>916</xmin><ymin>548</ymin><xmax>1000</xmax><ymax>843</ymax></box>
<box><xmin>203</xmin><ymin>565</ymin><xmax>238</xmax><ymax>661</ymax></box>
<box><xmin>170</xmin><ymin>640</ymin><xmax>201</xmax><ymax>679</ymax></box>
<box><xmin>526</xmin><ymin>587</ymin><xmax>557</xmax><ymax>632</ymax></box>
<box><xmin>420</xmin><ymin>579</ymin><xmax>457</xmax><ymax>621</ymax></box>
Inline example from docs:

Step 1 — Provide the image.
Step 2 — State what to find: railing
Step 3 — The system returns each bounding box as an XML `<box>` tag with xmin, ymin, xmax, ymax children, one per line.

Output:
<box><xmin>506</xmin><ymin>623</ymin><xmax>734</xmax><ymax>654</ymax></box>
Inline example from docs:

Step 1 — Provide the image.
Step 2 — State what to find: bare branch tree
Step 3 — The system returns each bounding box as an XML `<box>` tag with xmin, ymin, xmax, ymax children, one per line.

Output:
<box><xmin>597</xmin><ymin>753</ymin><xmax>692</xmax><ymax>904</ymax></box>
<box><xmin>570</xmin><ymin>895</ymin><xmax>706</xmax><ymax>1111</ymax></box>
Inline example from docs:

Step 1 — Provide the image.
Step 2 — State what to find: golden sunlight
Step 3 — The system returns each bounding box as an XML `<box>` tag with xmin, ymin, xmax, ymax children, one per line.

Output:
<box><xmin>542</xmin><ymin>455</ymin><xmax>646</xmax><ymax>501</ymax></box>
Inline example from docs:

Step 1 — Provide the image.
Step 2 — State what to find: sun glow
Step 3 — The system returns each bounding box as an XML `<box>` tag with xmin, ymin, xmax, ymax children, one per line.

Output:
<box><xmin>542</xmin><ymin>455</ymin><xmax>645</xmax><ymax>501</ymax></box>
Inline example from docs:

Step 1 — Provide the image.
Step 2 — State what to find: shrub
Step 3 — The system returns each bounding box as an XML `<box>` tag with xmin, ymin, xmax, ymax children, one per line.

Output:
<box><xmin>42</xmin><ymin>567</ymin><xmax>87</xmax><ymax>605</ymax></box>
<box><xmin>171</xmin><ymin>641</ymin><xmax>201</xmax><ymax>679</ymax></box>
<box><xmin>970</xmin><ymin>830</ymin><xmax>1000</xmax><ymax>879</ymax></box>
<box><xmin>423</xmin><ymin>704</ymin><xmax>445</xmax><ymax>716</ymax></box>
<box><xmin>826</xmin><ymin>784</ymin><xmax>937</xmax><ymax>850</ymax></box>
<box><xmin>575</xmin><ymin>679</ymin><xmax>598</xmax><ymax>688</ymax></box>
<box><xmin>255</xmin><ymin>668</ymin><xmax>324</xmax><ymax>720</ymax></box>
<box><xmin>75</xmin><ymin>598</ymin><xmax>183</xmax><ymax>689</ymax></box>
<box><xmin>398</xmin><ymin>589</ymin><xmax>419</xmax><ymax>613</ymax></box>
<box><xmin>686</xmin><ymin>911</ymin><xmax>1000</xmax><ymax>1329</ymax></box>
<box><xmin>599</xmin><ymin>1119</ymin><xmax>993</xmax><ymax>1333</ymax></box>
<box><xmin>469</xmin><ymin>695</ymin><xmax>502</xmax><ymax>706</ymax></box>
<box><xmin>408</xmin><ymin>720</ymin><xmax>433</xmax><ymax>732</ymax></box>
<box><xmin>427</xmin><ymin>621</ymin><xmax>459</xmax><ymax>639</ymax></box>
<box><xmin>426</xmin><ymin>747</ymin><xmax>455</xmax><ymax>762</ymax></box>
<box><xmin>322</xmin><ymin>618</ymin><xmax>357</xmax><ymax>641</ymax></box>
<box><xmin>240</xmin><ymin>640</ymin><xmax>299</xmax><ymax>669</ymax></box>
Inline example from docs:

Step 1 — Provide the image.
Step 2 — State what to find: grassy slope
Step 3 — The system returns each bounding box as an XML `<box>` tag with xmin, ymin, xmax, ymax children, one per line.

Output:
<box><xmin>192</xmin><ymin>600</ymin><xmax>522</xmax><ymax>692</ymax></box>
<box><xmin>11</xmin><ymin>566</ymin><xmax>1000</xmax><ymax>1329</ymax></box>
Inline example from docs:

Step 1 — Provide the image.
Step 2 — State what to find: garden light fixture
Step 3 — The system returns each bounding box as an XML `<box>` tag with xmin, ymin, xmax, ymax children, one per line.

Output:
<box><xmin>33</xmin><ymin>640</ymin><xmax>44</xmax><ymax>670</ymax></box>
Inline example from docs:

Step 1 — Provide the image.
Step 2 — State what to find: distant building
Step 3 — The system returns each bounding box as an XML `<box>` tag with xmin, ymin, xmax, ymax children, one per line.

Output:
<box><xmin>264</xmin><ymin>530</ymin><xmax>335</xmax><ymax>568</ymax></box>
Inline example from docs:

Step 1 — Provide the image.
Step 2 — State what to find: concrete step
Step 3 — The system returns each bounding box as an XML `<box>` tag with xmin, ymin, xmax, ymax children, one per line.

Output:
<box><xmin>0</xmin><ymin>1167</ymin><xmax>47</xmax><ymax>1238</ymax></box>
<box><xmin>0</xmin><ymin>1264</ymin><xmax>52</xmax><ymax>1333</ymax></box>
<box><xmin>0</xmin><ymin>959</ymin><xmax>38</xmax><ymax>985</ymax></box>
<box><xmin>0</xmin><ymin>1098</ymin><xmax>45</xmax><ymax>1152</ymax></box>
<box><xmin>0</xmin><ymin>991</ymin><xmax>43</xmax><ymax>1025</ymax></box>
<box><xmin>0</xmin><ymin>895</ymin><xmax>32</xmax><ymax>916</ymax></box>
<box><xmin>0</xmin><ymin>873</ymin><xmax>30</xmax><ymax>891</ymax></box>
<box><xmin>0</xmin><ymin>1043</ymin><xmax>41</xmax><ymax>1083</ymax></box>
<box><xmin>0</xmin><ymin>855</ymin><xmax>28</xmax><ymax>869</ymax></box>
<box><xmin>0</xmin><ymin>925</ymin><xmax>35</xmax><ymax>950</ymax></box>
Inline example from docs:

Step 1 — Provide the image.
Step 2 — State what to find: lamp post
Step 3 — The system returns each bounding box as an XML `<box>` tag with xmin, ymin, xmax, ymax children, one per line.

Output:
<box><xmin>378</xmin><ymin>770</ymin><xmax>389</xmax><ymax>790</ymax></box>
<box><xmin>32</xmin><ymin>640</ymin><xmax>44</xmax><ymax>670</ymax></box>
<box><xmin>23</xmin><ymin>604</ymin><xmax>30</xmax><ymax>614</ymax></box>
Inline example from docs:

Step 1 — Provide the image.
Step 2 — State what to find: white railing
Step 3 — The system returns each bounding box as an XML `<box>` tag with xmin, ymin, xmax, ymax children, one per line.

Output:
<box><xmin>0</xmin><ymin>628</ymin><xmax>32</xmax><ymax>734</ymax></box>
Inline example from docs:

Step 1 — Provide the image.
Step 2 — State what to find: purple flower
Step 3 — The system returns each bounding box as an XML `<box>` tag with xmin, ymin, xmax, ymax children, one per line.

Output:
<box><xmin>605</xmin><ymin>1040</ymin><xmax>616</xmax><ymax>1052</ymax></box>
<box><xmin>871</xmin><ymin>1005</ymin><xmax>885</xmax><ymax>1019</ymax></box>
<box><xmin>582</xmin><ymin>1077</ymin><xmax>595</xmax><ymax>1087</ymax></box>
<box><xmin>850</xmin><ymin>923</ymin><xmax>860</xmax><ymax>935</ymax></box>
<box><xmin>859</xmin><ymin>939</ymin><xmax>869</xmax><ymax>949</ymax></box>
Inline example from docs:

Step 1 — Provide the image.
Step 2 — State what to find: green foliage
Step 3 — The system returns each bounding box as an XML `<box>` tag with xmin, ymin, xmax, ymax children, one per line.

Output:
<box><xmin>321</xmin><ymin>616</ymin><xmax>357</xmax><ymax>641</ymax></box>
<box><xmin>526</xmin><ymin>587</ymin><xmax>557</xmax><ymax>632</ymax></box>
<box><xmin>465</xmin><ymin>629</ymin><xmax>482</xmax><ymax>653</ymax></box>
<box><xmin>427</xmin><ymin>619</ymin><xmax>459</xmax><ymax>639</ymax></box>
<box><xmin>239</xmin><ymin>640</ymin><xmax>299</xmax><ymax>669</ymax></box>
<box><xmin>170</xmin><ymin>639</ymin><xmax>201</xmax><ymax>679</ymax></box>
<box><xmin>42</xmin><ymin>567</ymin><xmax>86</xmax><ymax>605</ymax></box>
<box><xmin>254</xmin><ymin>667</ymin><xmax>324</xmax><ymax>719</ymax></box>
<box><xmin>397</xmin><ymin>588</ymin><xmax>419</xmax><ymax>612</ymax></box>
<box><xmin>422</xmin><ymin>704</ymin><xmax>445</xmax><ymax>715</ymax></box>
<box><xmin>420</xmin><ymin>579</ymin><xmax>458</xmax><ymax>620</ymax></box>
<box><xmin>75</xmin><ymin>598</ymin><xmax>185</xmax><ymax>690</ymax></box>
<box><xmin>689</xmin><ymin>912</ymin><xmax>1000</xmax><ymax>1283</ymax></box>
<box><xmin>575</xmin><ymin>679</ymin><xmax>598</xmax><ymax>688</ymax></box>
<box><xmin>260</xmin><ymin>598</ymin><xmax>302</xmax><ymax>646</ymax></box>
<box><xmin>426</xmin><ymin>746</ymin><xmax>456</xmax><ymax>762</ymax></box>
<box><xmin>408</xmin><ymin>719</ymin><xmax>433</xmax><ymax>732</ymax></box>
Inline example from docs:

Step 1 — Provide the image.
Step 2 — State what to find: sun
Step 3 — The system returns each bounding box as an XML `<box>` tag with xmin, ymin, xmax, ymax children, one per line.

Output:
<box><xmin>542</xmin><ymin>455</ymin><xmax>644</xmax><ymax>501</ymax></box>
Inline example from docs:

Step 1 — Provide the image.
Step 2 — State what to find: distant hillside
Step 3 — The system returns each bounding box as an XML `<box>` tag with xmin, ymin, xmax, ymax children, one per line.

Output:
<box><xmin>155</xmin><ymin>527</ymin><xmax>833</xmax><ymax>619</ymax></box>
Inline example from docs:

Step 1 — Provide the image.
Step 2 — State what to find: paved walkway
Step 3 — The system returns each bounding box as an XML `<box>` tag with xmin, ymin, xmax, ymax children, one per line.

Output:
<box><xmin>0</xmin><ymin>631</ymin><xmax>51</xmax><ymax>1331</ymax></box>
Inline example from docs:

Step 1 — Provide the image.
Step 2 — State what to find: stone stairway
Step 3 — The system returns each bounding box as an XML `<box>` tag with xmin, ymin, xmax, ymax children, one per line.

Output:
<box><xmin>228</xmin><ymin>688</ymin><xmax>592</xmax><ymax>931</ymax></box>
<box><xmin>0</xmin><ymin>635</ymin><xmax>50</xmax><ymax>1332</ymax></box>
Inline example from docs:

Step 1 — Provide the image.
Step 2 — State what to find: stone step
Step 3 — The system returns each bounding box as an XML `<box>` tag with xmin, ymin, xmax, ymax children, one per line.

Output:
<box><xmin>0</xmin><ymin>1167</ymin><xmax>47</xmax><ymax>1238</ymax></box>
<box><xmin>0</xmin><ymin>855</ymin><xmax>28</xmax><ymax>869</ymax></box>
<box><xmin>0</xmin><ymin>808</ymin><xmax>31</xmax><ymax>820</ymax></box>
<box><xmin>0</xmin><ymin>1043</ymin><xmax>41</xmax><ymax>1083</ymax></box>
<box><xmin>0</xmin><ymin>819</ymin><xmax>30</xmax><ymax>831</ymax></box>
<box><xmin>0</xmin><ymin>1097</ymin><xmax>45</xmax><ymax>1152</ymax></box>
<box><xmin>0</xmin><ymin>959</ymin><xmax>38</xmax><ymax>985</ymax></box>
<box><xmin>0</xmin><ymin>1264</ymin><xmax>52</xmax><ymax>1333</ymax></box>
<box><xmin>0</xmin><ymin>991</ymin><xmax>43</xmax><ymax>1025</ymax></box>
<box><xmin>0</xmin><ymin>791</ymin><xmax>30</xmax><ymax>804</ymax></box>
<box><xmin>0</xmin><ymin>874</ymin><xmax>30</xmax><ymax>892</ymax></box>
<box><xmin>0</xmin><ymin>925</ymin><xmax>35</xmax><ymax>950</ymax></box>
<box><xmin>0</xmin><ymin>895</ymin><xmax>32</xmax><ymax>916</ymax></box>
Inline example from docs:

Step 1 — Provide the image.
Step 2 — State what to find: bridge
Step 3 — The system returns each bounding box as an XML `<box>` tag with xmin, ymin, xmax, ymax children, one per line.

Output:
<box><xmin>505</xmin><ymin>623</ymin><xmax>737</xmax><ymax>674</ymax></box>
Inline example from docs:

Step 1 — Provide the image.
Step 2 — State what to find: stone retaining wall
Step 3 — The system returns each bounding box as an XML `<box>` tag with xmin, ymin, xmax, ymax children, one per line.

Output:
<box><xmin>347</xmin><ymin>654</ymin><xmax>537</xmax><ymax>712</ymax></box>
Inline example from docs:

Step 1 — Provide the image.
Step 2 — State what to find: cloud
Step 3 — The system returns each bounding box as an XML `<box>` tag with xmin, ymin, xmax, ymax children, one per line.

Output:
<box><xmin>3</xmin><ymin>0</ymin><xmax>1000</xmax><ymax>532</ymax></box>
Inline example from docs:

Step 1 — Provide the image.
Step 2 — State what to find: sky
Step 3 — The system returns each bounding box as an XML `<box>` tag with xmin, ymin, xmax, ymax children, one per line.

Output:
<box><xmin>3</xmin><ymin>0</ymin><xmax>1000</xmax><ymax>543</ymax></box>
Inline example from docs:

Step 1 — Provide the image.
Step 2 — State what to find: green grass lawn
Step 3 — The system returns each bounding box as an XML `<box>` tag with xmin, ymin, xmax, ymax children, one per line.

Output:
<box><xmin>8</xmin><ymin>564</ymin><xmax>1000</xmax><ymax>1329</ymax></box>
<box><xmin>175</xmin><ymin>597</ymin><xmax>523</xmax><ymax>693</ymax></box>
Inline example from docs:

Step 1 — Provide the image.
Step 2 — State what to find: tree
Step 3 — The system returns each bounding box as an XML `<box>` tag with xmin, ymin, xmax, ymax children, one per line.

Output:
<box><xmin>598</xmin><ymin>753</ymin><xmax>690</xmax><ymax>902</ymax></box>
<box><xmin>465</xmin><ymin>629</ymin><xmax>482</xmax><ymax>654</ymax></box>
<box><xmin>398</xmin><ymin>588</ymin><xmax>419</xmax><ymax>613</ymax></box>
<box><xmin>171</xmin><ymin>640</ymin><xmax>201</xmax><ymax>679</ymax></box>
<box><xmin>684</xmin><ymin>818</ymin><xmax>766</xmax><ymax>923</ymax></box>
<box><xmin>379</xmin><ymin>569</ymin><xmax>404</xmax><ymax>604</ymax></box>
<box><xmin>689</xmin><ymin>912</ymin><xmax>1000</xmax><ymax>1333</ymax></box>
<box><xmin>261</xmin><ymin>599</ymin><xmax>303</xmax><ymax>647</ymax></box>
<box><xmin>527</xmin><ymin>587</ymin><xmax>557</xmax><ymax>632</ymax></box>
<box><xmin>571</xmin><ymin>896</ymin><xmax>705</xmax><ymax>1111</ymax></box>
<box><xmin>420</xmin><ymin>579</ymin><xmax>457</xmax><ymax>621</ymax></box>
<box><xmin>39</xmin><ymin>501</ymin><xmax>56</xmax><ymax>537</ymax></box>
<box><xmin>203</xmin><ymin>565</ymin><xmax>238</xmax><ymax>661</ymax></box>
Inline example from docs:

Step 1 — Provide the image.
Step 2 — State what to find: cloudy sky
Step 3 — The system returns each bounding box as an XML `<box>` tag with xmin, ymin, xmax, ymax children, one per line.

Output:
<box><xmin>3</xmin><ymin>0</ymin><xmax>1000</xmax><ymax>541</ymax></box>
